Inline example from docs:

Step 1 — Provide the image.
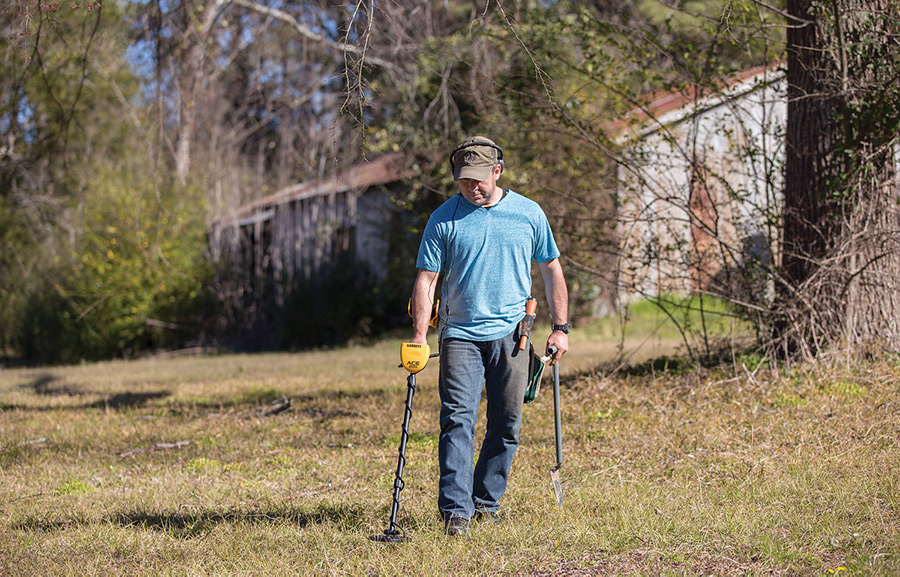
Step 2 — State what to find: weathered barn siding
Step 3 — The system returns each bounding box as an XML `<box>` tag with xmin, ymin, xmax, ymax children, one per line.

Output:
<box><xmin>616</xmin><ymin>66</ymin><xmax>787</xmax><ymax>304</ymax></box>
<box><xmin>209</xmin><ymin>154</ymin><xmax>420</xmax><ymax>349</ymax></box>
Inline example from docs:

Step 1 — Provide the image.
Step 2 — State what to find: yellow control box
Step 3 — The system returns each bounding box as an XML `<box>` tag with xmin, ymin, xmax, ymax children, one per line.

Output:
<box><xmin>400</xmin><ymin>342</ymin><xmax>431</xmax><ymax>374</ymax></box>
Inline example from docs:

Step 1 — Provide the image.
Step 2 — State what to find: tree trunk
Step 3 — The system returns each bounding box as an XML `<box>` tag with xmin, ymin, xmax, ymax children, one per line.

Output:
<box><xmin>173</xmin><ymin>0</ymin><xmax>224</xmax><ymax>185</ymax></box>
<box><xmin>778</xmin><ymin>0</ymin><xmax>900</xmax><ymax>357</ymax></box>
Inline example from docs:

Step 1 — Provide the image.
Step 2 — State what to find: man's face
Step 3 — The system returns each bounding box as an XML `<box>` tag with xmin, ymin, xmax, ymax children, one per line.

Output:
<box><xmin>456</xmin><ymin>164</ymin><xmax>503</xmax><ymax>207</ymax></box>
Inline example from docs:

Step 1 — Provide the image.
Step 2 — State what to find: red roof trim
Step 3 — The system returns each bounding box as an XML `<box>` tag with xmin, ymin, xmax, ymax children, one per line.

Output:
<box><xmin>609</xmin><ymin>65</ymin><xmax>781</xmax><ymax>137</ymax></box>
<box><xmin>217</xmin><ymin>152</ymin><xmax>416</xmax><ymax>226</ymax></box>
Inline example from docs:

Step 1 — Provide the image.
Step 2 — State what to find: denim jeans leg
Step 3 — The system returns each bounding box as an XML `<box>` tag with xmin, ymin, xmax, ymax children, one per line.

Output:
<box><xmin>472</xmin><ymin>330</ymin><xmax>529</xmax><ymax>513</ymax></box>
<box><xmin>438</xmin><ymin>337</ymin><xmax>485</xmax><ymax>520</ymax></box>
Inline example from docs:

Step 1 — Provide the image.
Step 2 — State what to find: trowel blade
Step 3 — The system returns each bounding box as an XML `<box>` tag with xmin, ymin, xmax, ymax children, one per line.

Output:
<box><xmin>550</xmin><ymin>467</ymin><xmax>563</xmax><ymax>509</ymax></box>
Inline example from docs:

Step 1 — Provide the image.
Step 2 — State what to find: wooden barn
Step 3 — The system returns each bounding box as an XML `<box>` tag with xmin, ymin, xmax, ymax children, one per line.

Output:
<box><xmin>208</xmin><ymin>153</ymin><xmax>426</xmax><ymax>349</ymax></box>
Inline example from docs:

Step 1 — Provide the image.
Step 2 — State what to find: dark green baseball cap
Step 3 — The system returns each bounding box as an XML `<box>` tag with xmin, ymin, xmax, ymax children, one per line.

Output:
<box><xmin>450</xmin><ymin>136</ymin><xmax>502</xmax><ymax>182</ymax></box>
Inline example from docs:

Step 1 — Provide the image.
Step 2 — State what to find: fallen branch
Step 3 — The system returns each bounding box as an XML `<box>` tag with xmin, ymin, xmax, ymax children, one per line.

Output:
<box><xmin>234</xmin><ymin>395</ymin><xmax>292</xmax><ymax>419</ymax></box>
<box><xmin>263</xmin><ymin>395</ymin><xmax>292</xmax><ymax>416</ymax></box>
<box><xmin>20</xmin><ymin>437</ymin><xmax>48</xmax><ymax>446</ymax></box>
<box><xmin>118</xmin><ymin>440</ymin><xmax>191</xmax><ymax>458</ymax></box>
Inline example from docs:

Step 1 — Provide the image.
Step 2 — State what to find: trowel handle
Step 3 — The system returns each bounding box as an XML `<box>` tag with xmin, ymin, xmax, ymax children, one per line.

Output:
<box><xmin>518</xmin><ymin>298</ymin><xmax>537</xmax><ymax>350</ymax></box>
<box><xmin>552</xmin><ymin>354</ymin><xmax>563</xmax><ymax>469</ymax></box>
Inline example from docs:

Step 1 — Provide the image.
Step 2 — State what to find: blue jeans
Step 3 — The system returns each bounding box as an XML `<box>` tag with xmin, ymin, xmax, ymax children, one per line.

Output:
<box><xmin>437</xmin><ymin>329</ymin><xmax>530</xmax><ymax>520</ymax></box>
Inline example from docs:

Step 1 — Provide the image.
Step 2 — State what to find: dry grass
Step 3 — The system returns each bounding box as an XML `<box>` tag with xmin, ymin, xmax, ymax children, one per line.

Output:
<box><xmin>0</xmin><ymin>330</ymin><xmax>897</xmax><ymax>575</ymax></box>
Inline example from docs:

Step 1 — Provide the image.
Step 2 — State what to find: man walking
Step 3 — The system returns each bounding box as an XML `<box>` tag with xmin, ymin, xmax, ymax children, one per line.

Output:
<box><xmin>409</xmin><ymin>136</ymin><xmax>570</xmax><ymax>536</ymax></box>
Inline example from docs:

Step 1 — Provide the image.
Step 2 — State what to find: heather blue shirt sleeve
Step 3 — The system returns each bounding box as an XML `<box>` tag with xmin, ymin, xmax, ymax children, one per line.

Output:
<box><xmin>416</xmin><ymin>212</ymin><xmax>447</xmax><ymax>273</ymax></box>
<box><xmin>533</xmin><ymin>203</ymin><xmax>560</xmax><ymax>264</ymax></box>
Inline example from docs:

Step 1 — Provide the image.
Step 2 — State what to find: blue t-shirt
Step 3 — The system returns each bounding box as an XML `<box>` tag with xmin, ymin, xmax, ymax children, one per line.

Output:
<box><xmin>416</xmin><ymin>189</ymin><xmax>560</xmax><ymax>341</ymax></box>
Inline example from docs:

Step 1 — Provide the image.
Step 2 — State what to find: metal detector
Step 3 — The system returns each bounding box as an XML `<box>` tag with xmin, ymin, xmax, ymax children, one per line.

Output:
<box><xmin>370</xmin><ymin>342</ymin><xmax>435</xmax><ymax>544</ymax></box>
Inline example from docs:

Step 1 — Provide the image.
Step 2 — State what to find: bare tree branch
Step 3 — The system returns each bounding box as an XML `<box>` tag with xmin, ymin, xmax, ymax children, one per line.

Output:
<box><xmin>229</xmin><ymin>0</ymin><xmax>401</xmax><ymax>74</ymax></box>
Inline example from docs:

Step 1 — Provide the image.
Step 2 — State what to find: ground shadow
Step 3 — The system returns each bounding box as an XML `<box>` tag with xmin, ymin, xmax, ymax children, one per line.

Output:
<box><xmin>21</xmin><ymin>373</ymin><xmax>90</xmax><ymax>397</ymax></box>
<box><xmin>86</xmin><ymin>391</ymin><xmax>171</xmax><ymax>410</ymax></box>
<box><xmin>275</xmin><ymin>387</ymin><xmax>396</xmax><ymax>422</ymax></box>
<box><xmin>1</xmin><ymin>389</ymin><xmax>172</xmax><ymax>412</ymax></box>
<box><xmin>12</xmin><ymin>503</ymin><xmax>367</xmax><ymax>539</ymax></box>
<box><xmin>592</xmin><ymin>340</ymin><xmax>757</xmax><ymax>380</ymax></box>
<box><xmin>2</xmin><ymin>384</ymin><xmax>388</xmax><ymax>418</ymax></box>
<box><xmin>180</xmin><ymin>385</ymin><xmax>393</xmax><ymax>416</ymax></box>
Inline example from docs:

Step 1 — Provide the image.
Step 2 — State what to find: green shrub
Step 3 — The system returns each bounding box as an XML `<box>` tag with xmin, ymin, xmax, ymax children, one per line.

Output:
<box><xmin>17</xmin><ymin>173</ymin><xmax>211</xmax><ymax>364</ymax></box>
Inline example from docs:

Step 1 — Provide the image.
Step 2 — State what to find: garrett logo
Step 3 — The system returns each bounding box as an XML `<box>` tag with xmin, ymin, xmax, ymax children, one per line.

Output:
<box><xmin>464</xmin><ymin>151</ymin><xmax>478</xmax><ymax>164</ymax></box>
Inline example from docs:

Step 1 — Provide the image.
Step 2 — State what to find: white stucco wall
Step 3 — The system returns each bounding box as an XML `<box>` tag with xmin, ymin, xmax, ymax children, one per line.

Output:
<box><xmin>617</xmin><ymin>68</ymin><xmax>787</xmax><ymax>302</ymax></box>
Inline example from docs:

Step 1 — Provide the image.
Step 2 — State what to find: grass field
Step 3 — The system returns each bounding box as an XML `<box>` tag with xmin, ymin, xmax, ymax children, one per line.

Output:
<box><xmin>0</xmin><ymin>325</ymin><xmax>898</xmax><ymax>575</ymax></box>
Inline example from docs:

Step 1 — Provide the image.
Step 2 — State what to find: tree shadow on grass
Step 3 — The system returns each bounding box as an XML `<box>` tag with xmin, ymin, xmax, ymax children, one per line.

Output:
<box><xmin>570</xmin><ymin>342</ymin><xmax>759</xmax><ymax>386</ymax></box>
<box><xmin>85</xmin><ymin>391</ymin><xmax>171</xmax><ymax>410</ymax></box>
<box><xmin>176</xmin><ymin>386</ymin><xmax>395</xmax><ymax>418</ymax></box>
<box><xmin>4</xmin><ymin>379</ymin><xmax>400</xmax><ymax>422</ymax></box>
<box><xmin>14</xmin><ymin>503</ymin><xmax>367</xmax><ymax>539</ymax></box>
<box><xmin>20</xmin><ymin>373</ymin><xmax>90</xmax><ymax>397</ymax></box>
<box><xmin>0</xmin><ymin>389</ymin><xmax>171</xmax><ymax>412</ymax></box>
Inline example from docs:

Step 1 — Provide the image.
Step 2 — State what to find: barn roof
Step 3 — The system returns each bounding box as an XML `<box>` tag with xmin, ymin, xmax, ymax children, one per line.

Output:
<box><xmin>611</xmin><ymin>64</ymin><xmax>784</xmax><ymax>140</ymax></box>
<box><xmin>216</xmin><ymin>152</ymin><xmax>418</xmax><ymax>228</ymax></box>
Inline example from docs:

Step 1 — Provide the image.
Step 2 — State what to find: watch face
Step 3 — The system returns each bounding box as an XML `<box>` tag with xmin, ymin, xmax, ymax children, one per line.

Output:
<box><xmin>554</xmin><ymin>324</ymin><xmax>570</xmax><ymax>334</ymax></box>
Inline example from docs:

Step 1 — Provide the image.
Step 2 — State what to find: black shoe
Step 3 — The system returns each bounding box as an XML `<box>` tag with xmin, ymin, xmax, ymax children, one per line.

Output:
<box><xmin>444</xmin><ymin>516</ymin><xmax>469</xmax><ymax>537</ymax></box>
<box><xmin>474</xmin><ymin>510</ymin><xmax>503</xmax><ymax>525</ymax></box>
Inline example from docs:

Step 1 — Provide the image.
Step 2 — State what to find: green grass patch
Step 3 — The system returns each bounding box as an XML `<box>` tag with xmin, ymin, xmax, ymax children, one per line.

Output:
<box><xmin>235</xmin><ymin>385</ymin><xmax>284</xmax><ymax>406</ymax></box>
<box><xmin>774</xmin><ymin>393</ymin><xmax>804</xmax><ymax>408</ymax></box>
<box><xmin>824</xmin><ymin>380</ymin><xmax>868</xmax><ymax>398</ymax></box>
<box><xmin>385</xmin><ymin>431</ymin><xmax>439</xmax><ymax>452</ymax></box>
<box><xmin>55</xmin><ymin>480</ymin><xmax>94</xmax><ymax>495</ymax></box>
<box><xmin>185</xmin><ymin>457</ymin><xmax>221</xmax><ymax>474</ymax></box>
<box><xmin>623</xmin><ymin>294</ymin><xmax>747</xmax><ymax>338</ymax></box>
<box><xmin>589</xmin><ymin>408</ymin><xmax>625</xmax><ymax>422</ymax></box>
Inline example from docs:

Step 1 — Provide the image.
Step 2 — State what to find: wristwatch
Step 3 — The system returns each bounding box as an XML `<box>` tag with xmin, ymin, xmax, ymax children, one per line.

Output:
<box><xmin>552</xmin><ymin>323</ymin><xmax>571</xmax><ymax>334</ymax></box>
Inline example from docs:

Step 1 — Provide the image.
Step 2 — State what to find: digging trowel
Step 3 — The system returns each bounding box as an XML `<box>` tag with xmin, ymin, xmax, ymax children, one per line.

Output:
<box><xmin>547</xmin><ymin>345</ymin><xmax>564</xmax><ymax>509</ymax></box>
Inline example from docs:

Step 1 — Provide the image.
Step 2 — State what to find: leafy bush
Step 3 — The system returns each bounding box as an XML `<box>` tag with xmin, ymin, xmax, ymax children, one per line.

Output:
<box><xmin>17</xmin><ymin>173</ymin><xmax>211</xmax><ymax>364</ymax></box>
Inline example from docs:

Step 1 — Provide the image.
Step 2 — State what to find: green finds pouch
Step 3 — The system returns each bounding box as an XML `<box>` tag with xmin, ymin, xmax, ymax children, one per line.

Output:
<box><xmin>525</xmin><ymin>346</ymin><xmax>547</xmax><ymax>404</ymax></box>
